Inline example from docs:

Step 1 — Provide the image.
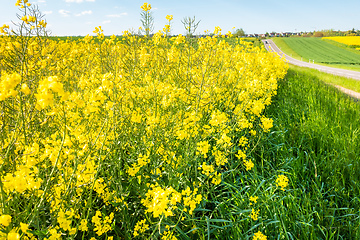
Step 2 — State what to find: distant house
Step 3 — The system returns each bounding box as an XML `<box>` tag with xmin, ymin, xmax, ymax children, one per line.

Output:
<box><xmin>245</xmin><ymin>31</ymin><xmax>304</xmax><ymax>38</ymax></box>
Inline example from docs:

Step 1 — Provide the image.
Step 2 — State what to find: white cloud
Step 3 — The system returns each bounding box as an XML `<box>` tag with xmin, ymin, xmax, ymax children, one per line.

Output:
<box><xmin>106</xmin><ymin>13</ymin><xmax>127</xmax><ymax>18</ymax></box>
<box><xmin>75</xmin><ymin>10</ymin><xmax>92</xmax><ymax>16</ymax></box>
<box><xmin>59</xmin><ymin>9</ymin><xmax>70</xmax><ymax>17</ymax></box>
<box><xmin>43</xmin><ymin>11</ymin><xmax>53</xmax><ymax>15</ymax></box>
<box><xmin>102</xmin><ymin>20</ymin><xmax>111</xmax><ymax>24</ymax></box>
<box><xmin>65</xmin><ymin>0</ymin><xmax>95</xmax><ymax>2</ymax></box>
<box><xmin>37</xmin><ymin>0</ymin><xmax>46</xmax><ymax>3</ymax></box>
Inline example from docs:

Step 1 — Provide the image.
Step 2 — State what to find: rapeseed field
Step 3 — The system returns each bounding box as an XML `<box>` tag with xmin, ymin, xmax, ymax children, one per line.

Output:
<box><xmin>0</xmin><ymin>1</ymin><xmax>288</xmax><ymax>239</ymax></box>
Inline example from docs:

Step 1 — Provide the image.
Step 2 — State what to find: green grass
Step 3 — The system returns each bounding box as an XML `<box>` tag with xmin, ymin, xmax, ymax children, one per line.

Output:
<box><xmin>272</xmin><ymin>37</ymin><xmax>303</xmax><ymax>60</ymax></box>
<box><xmin>49</xmin><ymin>36</ymin><xmax>86</xmax><ymax>41</ymax></box>
<box><xmin>249</xmin><ymin>65</ymin><xmax>360</xmax><ymax>239</ymax></box>
<box><xmin>281</xmin><ymin>38</ymin><xmax>360</xmax><ymax>64</ymax></box>
<box><xmin>272</xmin><ymin>37</ymin><xmax>360</xmax><ymax>72</ymax></box>
<box><xmin>288</xmin><ymin>65</ymin><xmax>360</xmax><ymax>93</ymax></box>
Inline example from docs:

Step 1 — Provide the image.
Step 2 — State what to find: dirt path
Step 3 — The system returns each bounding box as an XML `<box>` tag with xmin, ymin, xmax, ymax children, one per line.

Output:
<box><xmin>262</xmin><ymin>39</ymin><xmax>360</xmax><ymax>99</ymax></box>
<box><xmin>333</xmin><ymin>85</ymin><xmax>360</xmax><ymax>100</ymax></box>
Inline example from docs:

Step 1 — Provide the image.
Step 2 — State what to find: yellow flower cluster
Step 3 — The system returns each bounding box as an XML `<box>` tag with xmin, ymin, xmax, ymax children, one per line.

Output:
<box><xmin>261</xmin><ymin>117</ymin><xmax>273</xmax><ymax>132</ymax></box>
<box><xmin>0</xmin><ymin>24</ymin><xmax>9</xmax><ymax>35</ymax></box>
<box><xmin>127</xmin><ymin>152</ymin><xmax>150</xmax><ymax>176</ymax></box>
<box><xmin>276</xmin><ymin>174</ymin><xmax>289</xmax><ymax>191</ymax></box>
<box><xmin>93</xmin><ymin>25</ymin><xmax>104</xmax><ymax>38</ymax></box>
<box><xmin>91</xmin><ymin>211</ymin><xmax>114</xmax><ymax>236</ymax></box>
<box><xmin>198</xmin><ymin>162</ymin><xmax>222</xmax><ymax>184</ymax></box>
<box><xmin>0</xmin><ymin>215</ymin><xmax>12</xmax><ymax>227</ymax></box>
<box><xmin>253</xmin><ymin>231</ymin><xmax>267</xmax><ymax>240</ymax></box>
<box><xmin>250</xmin><ymin>208</ymin><xmax>260</xmax><ymax>221</ymax></box>
<box><xmin>249</xmin><ymin>196</ymin><xmax>258</xmax><ymax>205</ymax></box>
<box><xmin>2</xmin><ymin>166</ymin><xmax>43</xmax><ymax>193</ymax></box>
<box><xmin>214</xmin><ymin>26</ymin><xmax>222</xmax><ymax>35</ymax></box>
<box><xmin>21</xmin><ymin>15</ymin><xmax>36</xmax><ymax>24</ymax></box>
<box><xmin>35</xmin><ymin>76</ymin><xmax>69</xmax><ymax>110</ymax></box>
<box><xmin>163</xmin><ymin>24</ymin><xmax>171</xmax><ymax>34</ymax></box>
<box><xmin>57</xmin><ymin>209</ymin><xmax>77</xmax><ymax>235</ymax></box>
<box><xmin>182</xmin><ymin>187</ymin><xmax>202</xmax><ymax>214</ymax></box>
<box><xmin>199</xmin><ymin>162</ymin><xmax>214</xmax><ymax>176</ymax></box>
<box><xmin>141</xmin><ymin>185</ymin><xmax>182</xmax><ymax>218</ymax></box>
<box><xmin>37</xmin><ymin>20</ymin><xmax>47</xmax><ymax>28</ymax></box>
<box><xmin>0</xmin><ymin>1</ymin><xmax>288</xmax><ymax>237</ymax></box>
<box><xmin>162</xmin><ymin>230</ymin><xmax>178</xmax><ymax>240</ymax></box>
<box><xmin>133</xmin><ymin>219</ymin><xmax>149</xmax><ymax>237</ymax></box>
<box><xmin>197</xmin><ymin>141</ymin><xmax>211</xmax><ymax>158</ymax></box>
<box><xmin>16</xmin><ymin>0</ymin><xmax>31</xmax><ymax>8</ymax></box>
<box><xmin>0</xmin><ymin>215</ymin><xmax>23</xmax><ymax>240</ymax></box>
<box><xmin>141</xmin><ymin>2</ymin><xmax>152</xmax><ymax>12</ymax></box>
<box><xmin>323</xmin><ymin>36</ymin><xmax>360</xmax><ymax>46</ymax></box>
<box><xmin>166</xmin><ymin>15</ymin><xmax>173</xmax><ymax>21</ymax></box>
<box><xmin>0</xmin><ymin>72</ymin><xmax>21</xmax><ymax>101</ymax></box>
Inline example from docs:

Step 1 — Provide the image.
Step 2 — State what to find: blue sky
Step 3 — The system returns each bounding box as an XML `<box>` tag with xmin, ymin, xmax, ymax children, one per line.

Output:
<box><xmin>1</xmin><ymin>0</ymin><xmax>359</xmax><ymax>36</ymax></box>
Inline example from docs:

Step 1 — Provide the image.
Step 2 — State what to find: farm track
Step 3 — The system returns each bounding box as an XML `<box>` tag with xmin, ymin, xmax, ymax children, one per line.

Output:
<box><xmin>263</xmin><ymin>39</ymin><xmax>360</xmax><ymax>99</ymax></box>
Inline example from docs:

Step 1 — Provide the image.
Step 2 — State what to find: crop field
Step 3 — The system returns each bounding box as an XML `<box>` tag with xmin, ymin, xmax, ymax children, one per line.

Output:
<box><xmin>0</xmin><ymin>2</ymin><xmax>292</xmax><ymax>240</ymax></box>
<box><xmin>323</xmin><ymin>36</ymin><xmax>360</xmax><ymax>47</ymax></box>
<box><xmin>275</xmin><ymin>37</ymin><xmax>360</xmax><ymax>65</ymax></box>
<box><xmin>1</xmin><ymin>1</ymin><xmax>360</xmax><ymax>240</ymax></box>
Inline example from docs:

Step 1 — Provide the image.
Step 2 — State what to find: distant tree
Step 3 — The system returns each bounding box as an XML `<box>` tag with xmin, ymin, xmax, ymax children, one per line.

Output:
<box><xmin>233</xmin><ymin>28</ymin><xmax>245</xmax><ymax>37</ymax></box>
<box><xmin>314</xmin><ymin>31</ymin><xmax>324</xmax><ymax>37</ymax></box>
<box><xmin>302</xmin><ymin>32</ymin><xmax>313</xmax><ymax>37</ymax></box>
<box><xmin>346</xmin><ymin>28</ymin><xmax>357</xmax><ymax>36</ymax></box>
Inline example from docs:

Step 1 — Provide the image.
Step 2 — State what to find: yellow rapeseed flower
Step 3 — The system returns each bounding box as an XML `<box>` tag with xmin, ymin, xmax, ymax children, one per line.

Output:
<box><xmin>20</xmin><ymin>223</ymin><xmax>29</xmax><ymax>233</ymax></box>
<box><xmin>214</xmin><ymin>26</ymin><xmax>222</xmax><ymax>35</ymax></box>
<box><xmin>243</xmin><ymin>159</ymin><xmax>254</xmax><ymax>171</ymax></box>
<box><xmin>250</xmin><ymin>208</ymin><xmax>260</xmax><ymax>221</ymax></box>
<box><xmin>133</xmin><ymin>219</ymin><xmax>149</xmax><ymax>237</ymax></box>
<box><xmin>250</xmin><ymin>196</ymin><xmax>258</xmax><ymax>205</ymax></box>
<box><xmin>140</xmin><ymin>2</ymin><xmax>151</xmax><ymax>12</ymax></box>
<box><xmin>253</xmin><ymin>231</ymin><xmax>267</xmax><ymax>240</ymax></box>
<box><xmin>196</xmin><ymin>141</ymin><xmax>210</xmax><ymax>158</ymax></box>
<box><xmin>166</xmin><ymin>15</ymin><xmax>173</xmax><ymax>21</ymax></box>
<box><xmin>7</xmin><ymin>232</ymin><xmax>20</xmax><ymax>240</ymax></box>
<box><xmin>261</xmin><ymin>117</ymin><xmax>273</xmax><ymax>132</ymax></box>
<box><xmin>0</xmin><ymin>215</ymin><xmax>11</xmax><ymax>227</ymax></box>
<box><xmin>276</xmin><ymin>174</ymin><xmax>289</xmax><ymax>191</ymax></box>
<box><xmin>21</xmin><ymin>83</ymin><xmax>31</xmax><ymax>95</ymax></box>
<box><xmin>0</xmin><ymin>24</ymin><xmax>9</xmax><ymax>35</ymax></box>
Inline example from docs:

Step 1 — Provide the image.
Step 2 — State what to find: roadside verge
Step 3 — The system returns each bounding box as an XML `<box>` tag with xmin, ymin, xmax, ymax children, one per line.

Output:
<box><xmin>263</xmin><ymin>39</ymin><xmax>360</xmax><ymax>99</ymax></box>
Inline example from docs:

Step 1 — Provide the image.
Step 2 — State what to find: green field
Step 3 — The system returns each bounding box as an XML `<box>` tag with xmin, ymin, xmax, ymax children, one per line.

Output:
<box><xmin>273</xmin><ymin>38</ymin><xmax>360</xmax><ymax>71</ymax></box>
<box><xmin>255</xmin><ymin>65</ymin><xmax>360</xmax><ymax>239</ymax></box>
<box><xmin>288</xmin><ymin>66</ymin><xmax>360</xmax><ymax>93</ymax></box>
